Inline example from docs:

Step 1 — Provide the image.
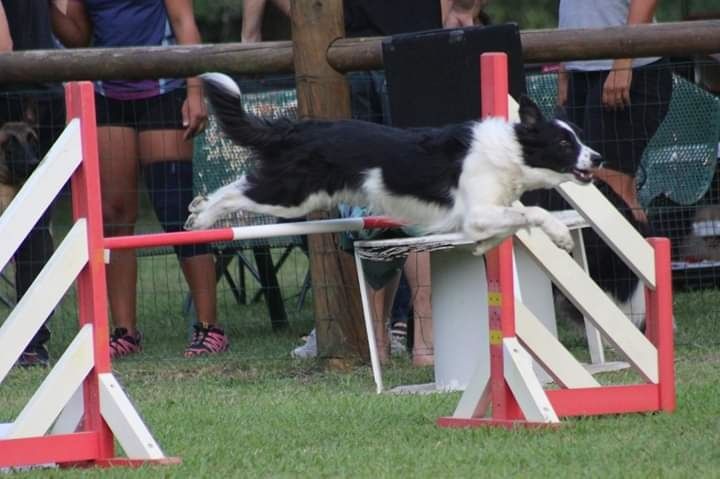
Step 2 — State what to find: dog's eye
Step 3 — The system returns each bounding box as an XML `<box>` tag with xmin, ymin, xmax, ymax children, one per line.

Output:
<box><xmin>559</xmin><ymin>140</ymin><xmax>571</xmax><ymax>149</ymax></box>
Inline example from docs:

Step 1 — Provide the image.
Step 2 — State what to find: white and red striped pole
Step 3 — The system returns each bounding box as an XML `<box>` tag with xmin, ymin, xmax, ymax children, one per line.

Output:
<box><xmin>103</xmin><ymin>216</ymin><xmax>404</xmax><ymax>251</ymax></box>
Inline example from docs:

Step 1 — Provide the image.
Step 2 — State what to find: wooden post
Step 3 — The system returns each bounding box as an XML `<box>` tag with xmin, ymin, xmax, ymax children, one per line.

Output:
<box><xmin>290</xmin><ymin>0</ymin><xmax>368</xmax><ymax>364</ymax></box>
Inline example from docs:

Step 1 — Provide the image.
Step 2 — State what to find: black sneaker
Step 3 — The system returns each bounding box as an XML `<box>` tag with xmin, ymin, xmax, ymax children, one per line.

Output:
<box><xmin>17</xmin><ymin>344</ymin><xmax>50</xmax><ymax>368</ymax></box>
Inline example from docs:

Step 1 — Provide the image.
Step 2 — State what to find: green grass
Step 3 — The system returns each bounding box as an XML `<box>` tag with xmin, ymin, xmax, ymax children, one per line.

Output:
<box><xmin>2</xmin><ymin>337</ymin><xmax>719</xmax><ymax>478</ymax></box>
<box><xmin>2</xmin><ymin>288</ymin><xmax>720</xmax><ymax>478</ymax></box>
<box><xmin>2</xmin><ymin>197</ymin><xmax>720</xmax><ymax>477</ymax></box>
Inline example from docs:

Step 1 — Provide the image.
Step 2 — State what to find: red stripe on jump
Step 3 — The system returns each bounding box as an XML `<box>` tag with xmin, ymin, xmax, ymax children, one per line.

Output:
<box><xmin>362</xmin><ymin>216</ymin><xmax>405</xmax><ymax>229</ymax></box>
<box><xmin>104</xmin><ymin>228</ymin><xmax>235</xmax><ymax>251</ymax></box>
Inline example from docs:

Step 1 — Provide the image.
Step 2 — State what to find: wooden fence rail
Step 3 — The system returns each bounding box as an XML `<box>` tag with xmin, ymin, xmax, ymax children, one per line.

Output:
<box><xmin>0</xmin><ymin>20</ymin><xmax>717</xmax><ymax>84</ymax></box>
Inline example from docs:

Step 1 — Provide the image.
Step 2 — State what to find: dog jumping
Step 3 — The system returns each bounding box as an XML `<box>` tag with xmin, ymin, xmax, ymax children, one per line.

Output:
<box><xmin>184</xmin><ymin>73</ymin><xmax>601</xmax><ymax>254</ymax></box>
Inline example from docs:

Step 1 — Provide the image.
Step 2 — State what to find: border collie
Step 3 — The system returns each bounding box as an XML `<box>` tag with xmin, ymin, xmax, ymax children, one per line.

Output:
<box><xmin>184</xmin><ymin>73</ymin><xmax>601</xmax><ymax>255</ymax></box>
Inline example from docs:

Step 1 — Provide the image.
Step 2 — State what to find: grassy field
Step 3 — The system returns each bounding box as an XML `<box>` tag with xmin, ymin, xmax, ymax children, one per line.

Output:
<box><xmin>2</xmin><ymin>280</ymin><xmax>720</xmax><ymax>478</ymax></box>
<box><xmin>2</xmin><ymin>196</ymin><xmax>720</xmax><ymax>477</ymax></box>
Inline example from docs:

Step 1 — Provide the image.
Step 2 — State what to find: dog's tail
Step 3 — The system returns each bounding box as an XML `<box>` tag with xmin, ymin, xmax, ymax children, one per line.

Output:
<box><xmin>199</xmin><ymin>72</ymin><xmax>274</xmax><ymax>148</ymax></box>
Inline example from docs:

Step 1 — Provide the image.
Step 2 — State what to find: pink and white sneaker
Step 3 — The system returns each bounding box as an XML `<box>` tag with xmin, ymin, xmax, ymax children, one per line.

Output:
<box><xmin>109</xmin><ymin>328</ymin><xmax>142</xmax><ymax>359</ymax></box>
<box><xmin>184</xmin><ymin>323</ymin><xmax>229</xmax><ymax>358</ymax></box>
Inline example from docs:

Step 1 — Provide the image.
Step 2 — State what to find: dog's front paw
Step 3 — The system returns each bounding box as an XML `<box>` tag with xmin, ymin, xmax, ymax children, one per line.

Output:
<box><xmin>188</xmin><ymin>194</ymin><xmax>208</xmax><ymax>213</ymax></box>
<box><xmin>471</xmin><ymin>238</ymin><xmax>503</xmax><ymax>256</ymax></box>
<box><xmin>184</xmin><ymin>209</ymin><xmax>219</xmax><ymax>231</ymax></box>
<box><xmin>184</xmin><ymin>213</ymin><xmax>198</xmax><ymax>231</ymax></box>
<box><xmin>185</xmin><ymin>195</ymin><xmax>217</xmax><ymax>230</ymax></box>
<box><xmin>555</xmin><ymin>232</ymin><xmax>574</xmax><ymax>252</ymax></box>
<box><xmin>546</xmin><ymin>226</ymin><xmax>574</xmax><ymax>252</ymax></box>
<box><xmin>473</xmin><ymin>242</ymin><xmax>489</xmax><ymax>256</ymax></box>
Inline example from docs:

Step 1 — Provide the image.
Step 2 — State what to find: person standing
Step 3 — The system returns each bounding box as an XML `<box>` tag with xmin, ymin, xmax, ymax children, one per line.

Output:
<box><xmin>52</xmin><ymin>0</ymin><xmax>227</xmax><ymax>358</ymax></box>
<box><xmin>0</xmin><ymin>0</ymin><xmax>65</xmax><ymax>367</ymax></box>
<box><xmin>556</xmin><ymin>0</ymin><xmax>672</xmax><ymax>224</ymax></box>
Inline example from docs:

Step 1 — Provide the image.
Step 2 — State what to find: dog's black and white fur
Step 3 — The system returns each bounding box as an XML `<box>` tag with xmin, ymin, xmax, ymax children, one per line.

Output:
<box><xmin>185</xmin><ymin>73</ymin><xmax>602</xmax><ymax>254</ymax></box>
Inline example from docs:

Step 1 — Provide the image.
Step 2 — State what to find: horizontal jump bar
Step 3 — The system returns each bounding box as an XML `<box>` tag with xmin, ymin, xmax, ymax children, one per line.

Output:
<box><xmin>102</xmin><ymin>216</ymin><xmax>404</xmax><ymax>251</ymax></box>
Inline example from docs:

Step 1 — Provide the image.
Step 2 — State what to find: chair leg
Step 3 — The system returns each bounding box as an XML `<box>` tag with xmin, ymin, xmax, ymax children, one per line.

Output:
<box><xmin>237</xmin><ymin>255</ymin><xmax>247</xmax><ymax>305</ymax></box>
<box><xmin>297</xmin><ymin>269</ymin><xmax>312</xmax><ymax>311</ymax></box>
<box><xmin>215</xmin><ymin>251</ymin><xmax>244</xmax><ymax>305</ymax></box>
<box><xmin>250</xmin><ymin>244</ymin><xmax>295</xmax><ymax>304</ymax></box>
<box><xmin>272</xmin><ymin>244</ymin><xmax>296</xmax><ymax>273</ymax></box>
<box><xmin>252</xmin><ymin>245</ymin><xmax>289</xmax><ymax>331</ymax></box>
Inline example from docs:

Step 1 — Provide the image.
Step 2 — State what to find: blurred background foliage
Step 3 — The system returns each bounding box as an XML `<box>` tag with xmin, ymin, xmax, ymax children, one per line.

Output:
<box><xmin>192</xmin><ymin>0</ymin><xmax>720</xmax><ymax>43</ymax></box>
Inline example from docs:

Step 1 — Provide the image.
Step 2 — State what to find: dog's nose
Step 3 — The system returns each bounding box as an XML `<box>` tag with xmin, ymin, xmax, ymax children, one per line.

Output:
<box><xmin>590</xmin><ymin>149</ymin><xmax>602</xmax><ymax>167</ymax></box>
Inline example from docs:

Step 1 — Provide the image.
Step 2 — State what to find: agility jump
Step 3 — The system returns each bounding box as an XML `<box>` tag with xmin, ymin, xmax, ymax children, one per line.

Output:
<box><xmin>0</xmin><ymin>81</ymin><xmax>400</xmax><ymax>469</ymax></box>
<box><xmin>0</xmin><ymin>53</ymin><xmax>675</xmax><ymax>470</ymax></box>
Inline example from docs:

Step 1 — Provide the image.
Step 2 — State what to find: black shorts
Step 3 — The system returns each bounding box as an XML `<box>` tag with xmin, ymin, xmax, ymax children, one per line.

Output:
<box><xmin>566</xmin><ymin>59</ymin><xmax>673</xmax><ymax>176</ymax></box>
<box><xmin>94</xmin><ymin>88</ymin><xmax>186</xmax><ymax>131</ymax></box>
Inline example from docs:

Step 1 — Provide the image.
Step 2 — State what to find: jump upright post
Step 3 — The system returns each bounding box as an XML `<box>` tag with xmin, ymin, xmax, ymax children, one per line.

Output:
<box><xmin>0</xmin><ymin>82</ymin><xmax>178</xmax><ymax>469</ymax></box>
<box><xmin>437</xmin><ymin>52</ymin><xmax>675</xmax><ymax>428</ymax></box>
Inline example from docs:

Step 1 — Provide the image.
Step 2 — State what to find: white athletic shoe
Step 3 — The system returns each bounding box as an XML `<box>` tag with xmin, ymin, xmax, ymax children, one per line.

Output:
<box><xmin>291</xmin><ymin>328</ymin><xmax>317</xmax><ymax>359</ymax></box>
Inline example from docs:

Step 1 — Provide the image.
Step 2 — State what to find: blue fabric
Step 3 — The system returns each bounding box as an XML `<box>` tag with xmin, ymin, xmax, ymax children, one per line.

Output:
<box><xmin>83</xmin><ymin>0</ymin><xmax>184</xmax><ymax>99</ymax></box>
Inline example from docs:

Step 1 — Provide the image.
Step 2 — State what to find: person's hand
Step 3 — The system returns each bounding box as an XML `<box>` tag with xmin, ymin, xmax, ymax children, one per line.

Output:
<box><xmin>602</xmin><ymin>59</ymin><xmax>633</xmax><ymax>110</ymax></box>
<box><xmin>182</xmin><ymin>82</ymin><xmax>207</xmax><ymax>140</ymax></box>
<box><xmin>444</xmin><ymin>7</ymin><xmax>475</xmax><ymax>28</ymax></box>
<box><xmin>443</xmin><ymin>0</ymin><xmax>480</xmax><ymax>28</ymax></box>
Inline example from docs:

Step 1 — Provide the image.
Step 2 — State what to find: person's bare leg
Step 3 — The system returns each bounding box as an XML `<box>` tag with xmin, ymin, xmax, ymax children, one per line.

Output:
<box><xmin>405</xmin><ymin>252</ymin><xmax>433</xmax><ymax>366</ymax></box>
<box><xmin>180</xmin><ymin>255</ymin><xmax>217</xmax><ymax>325</ymax></box>
<box><xmin>593</xmin><ymin>167</ymin><xmax>648</xmax><ymax>224</ymax></box>
<box><xmin>98</xmin><ymin>126</ymin><xmax>139</xmax><ymax>334</ymax></box>
<box><xmin>369</xmin><ymin>271</ymin><xmax>401</xmax><ymax>364</ymax></box>
<box><xmin>139</xmin><ymin>129</ymin><xmax>218</xmax><ymax>327</ymax></box>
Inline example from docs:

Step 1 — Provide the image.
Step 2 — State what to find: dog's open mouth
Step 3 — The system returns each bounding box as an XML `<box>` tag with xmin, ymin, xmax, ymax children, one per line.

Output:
<box><xmin>572</xmin><ymin>168</ymin><xmax>593</xmax><ymax>183</ymax></box>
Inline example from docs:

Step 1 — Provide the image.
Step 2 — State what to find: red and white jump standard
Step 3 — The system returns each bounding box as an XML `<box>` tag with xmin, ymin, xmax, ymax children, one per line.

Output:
<box><xmin>437</xmin><ymin>53</ymin><xmax>675</xmax><ymax>429</ymax></box>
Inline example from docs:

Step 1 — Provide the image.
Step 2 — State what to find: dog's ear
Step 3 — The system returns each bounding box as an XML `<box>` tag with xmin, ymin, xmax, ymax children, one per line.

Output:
<box><xmin>21</xmin><ymin>98</ymin><xmax>39</xmax><ymax>129</ymax></box>
<box><xmin>518</xmin><ymin>95</ymin><xmax>544</xmax><ymax>128</ymax></box>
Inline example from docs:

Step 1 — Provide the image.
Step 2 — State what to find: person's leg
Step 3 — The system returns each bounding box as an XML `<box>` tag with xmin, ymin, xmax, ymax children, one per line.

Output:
<box><xmin>389</xmin><ymin>273</ymin><xmax>411</xmax><ymax>356</ymax></box>
<box><xmin>98</xmin><ymin>125</ymin><xmax>140</xmax><ymax>336</ymax></box>
<box><xmin>14</xmin><ymin>207</ymin><xmax>53</xmax><ymax>365</ymax></box>
<box><xmin>403</xmin><ymin>252</ymin><xmax>433</xmax><ymax>366</ymax></box>
<box><xmin>141</xmin><ymin>157</ymin><xmax>218</xmax><ymax>328</ymax></box>
<box><xmin>138</xmin><ymin>86</ymin><xmax>218</xmax><ymax>327</ymax></box>
<box><xmin>592</xmin><ymin>167</ymin><xmax>647</xmax><ymax>223</ymax></box>
<box><xmin>138</xmin><ymin>89</ymin><xmax>223</xmax><ymax>356</ymax></box>
<box><xmin>369</xmin><ymin>270</ymin><xmax>402</xmax><ymax>364</ymax></box>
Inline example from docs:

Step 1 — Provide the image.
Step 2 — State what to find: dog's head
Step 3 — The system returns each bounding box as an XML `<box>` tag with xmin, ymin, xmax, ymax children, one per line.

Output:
<box><xmin>514</xmin><ymin>96</ymin><xmax>601</xmax><ymax>187</ymax></box>
<box><xmin>0</xmin><ymin>122</ymin><xmax>40</xmax><ymax>186</ymax></box>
